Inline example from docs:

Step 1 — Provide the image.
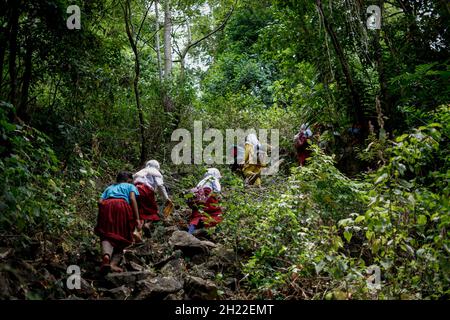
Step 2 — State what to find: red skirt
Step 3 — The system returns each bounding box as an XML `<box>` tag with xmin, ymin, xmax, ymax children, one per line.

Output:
<box><xmin>189</xmin><ymin>188</ymin><xmax>223</xmax><ymax>228</ymax></box>
<box><xmin>296</xmin><ymin>145</ymin><xmax>311</xmax><ymax>166</ymax></box>
<box><xmin>94</xmin><ymin>198</ymin><xmax>136</xmax><ymax>249</ymax></box>
<box><xmin>135</xmin><ymin>183</ymin><xmax>159</xmax><ymax>221</ymax></box>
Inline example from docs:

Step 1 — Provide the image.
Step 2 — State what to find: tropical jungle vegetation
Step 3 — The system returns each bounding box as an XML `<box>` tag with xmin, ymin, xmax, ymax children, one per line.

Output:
<box><xmin>0</xmin><ymin>0</ymin><xmax>449</xmax><ymax>300</ymax></box>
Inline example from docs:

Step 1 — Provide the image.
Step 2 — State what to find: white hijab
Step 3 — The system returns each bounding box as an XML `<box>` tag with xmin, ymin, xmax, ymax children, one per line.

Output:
<box><xmin>146</xmin><ymin>159</ymin><xmax>160</xmax><ymax>170</ymax></box>
<box><xmin>245</xmin><ymin>133</ymin><xmax>262</xmax><ymax>164</ymax></box>
<box><xmin>246</xmin><ymin>133</ymin><xmax>260</xmax><ymax>148</ymax></box>
<box><xmin>134</xmin><ymin>159</ymin><xmax>164</xmax><ymax>189</ymax></box>
<box><xmin>299</xmin><ymin>123</ymin><xmax>312</xmax><ymax>137</ymax></box>
<box><xmin>197</xmin><ymin>168</ymin><xmax>222</xmax><ymax>193</ymax></box>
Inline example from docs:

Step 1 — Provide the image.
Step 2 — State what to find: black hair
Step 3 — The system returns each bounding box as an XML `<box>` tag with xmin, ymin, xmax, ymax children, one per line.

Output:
<box><xmin>116</xmin><ymin>171</ymin><xmax>133</xmax><ymax>183</ymax></box>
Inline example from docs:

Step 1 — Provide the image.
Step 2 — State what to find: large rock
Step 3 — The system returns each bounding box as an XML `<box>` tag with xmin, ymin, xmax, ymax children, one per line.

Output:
<box><xmin>122</xmin><ymin>250</ymin><xmax>147</xmax><ymax>272</ymax></box>
<box><xmin>135</xmin><ymin>276</ymin><xmax>183</xmax><ymax>300</ymax></box>
<box><xmin>184</xmin><ymin>276</ymin><xmax>218</xmax><ymax>300</ymax></box>
<box><xmin>206</xmin><ymin>246</ymin><xmax>236</xmax><ymax>272</ymax></box>
<box><xmin>132</xmin><ymin>242</ymin><xmax>170</xmax><ymax>264</ymax></box>
<box><xmin>169</xmin><ymin>231</ymin><xmax>215</xmax><ymax>257</ymax></box>
<box><xmin>153</xmin><ymin>250</ymin><xmax>183</xmax><ymax>269</ymax></box>
<box><xmin>160</xmin><ymin>258</ymin><xmax>186</xmax><ymax>279</ymax></box>
<box><xmin>102</xmin><ymin>285</ymin><xmax>133</xmax><ymax>300</ymax></box>
<box><xmin>189</xmin><ymin>264</ymin><xmax>215</xmax><ymax>280</ymax></box>
<box><xmin>190</xmin><ymin>253</ymin><xmax>209</xmax><ymax>265</ymax></box>
<box><xmin>164</xmin><ymin>226</ymin><xmax>180</xmax><ymax>236</ymax></box>
<box><xmin>79</xmin><ymin>278</ymin><xmax>97</xmax><ymax>298</ymax></box>
<box><xmin>211</xmin><ymin>246</ymin><xmax>235</xmax><ymax>264</ymax></box>
<box><xmin>105</xmin><ymin>270</ymin><xmax>155</xmax><ymax>288</ymax></box>
<box><xmin>123</xmin><ymin>250</ymin><xmax>146</xmax><ymax>266</ymax></box>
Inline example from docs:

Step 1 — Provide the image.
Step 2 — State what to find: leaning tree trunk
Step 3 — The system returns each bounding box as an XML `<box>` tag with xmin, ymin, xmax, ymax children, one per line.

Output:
<box><xmin>372</xmin><ymin>0</ymin><xmax>392</xmax><ymax>132</ymax></box>
<box><xmin>163</xmin><ymin>0</ymin><xmax>172</xmax><ymax>78</ymax></box>
<box><xmin>161</xmin><ymin>0</ymin><xmax>174</xmax><ymax>113</ymax></box>
<box><xmin>0</xmin><ymin>19</ymin><xmax>10</xmax><ymax>93</ymax></box>
<box><xmin>18</xmin><ymin>36</ymin><xmax>33</xmax><ymax>120</ymax></box>
<box><xmin>133</xmin><ymin>56</ymin><xmax>147</xmax><ymax>164</ymax></box>
<box><xmin>8</xmin><ymin>1</ymin><xmax>19</xmax><ymax>108</ymax></box>
<box><xmin>316</xmin><ymin>0</ymin><xmax>365</xmax><ymax>133</ymax></box>
<box><xmin>155</xmin><ymin>0</ymin><xmax>163</xmax><ymax>83</ymax></box>
<box><xmin>123</xmin><ymin>0</ymin><xmax>147</xmax><ymax>164</ymax></box>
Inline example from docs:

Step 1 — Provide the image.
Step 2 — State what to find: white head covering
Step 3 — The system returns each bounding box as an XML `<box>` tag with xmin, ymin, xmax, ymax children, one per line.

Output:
<box><xmin>134</xmin><ymin>160</ymin><xmax>163</xmax><ymax>189</ymax></box>
<box><xmin>146</xmin><ymin>160</ymin><xmax>160</xmax><ymax>170</ymax></box>
<box><xmin>246</xmin><ymin>133</ymin><xmax>262</xmax><ymax>164</ymax></box>
<box><xmin>299</xmin><ymin>123</ymin><xmax>312</xmax><ymax>137</ymax></box>
<box><xmin>206</xmin><ymin>168</ymin><xmax>221</xmax><ymax>179</ymax></box>
<box><xmin>246</xmin><ymin>133</ymin><xmax>260</xmax><ymax>147</ymax></box>
<box><xmin>245</xmin><ymin>133</ymin><xmax>261</xmax><ymax>154</ymax></box>
<box><xmin>197</xmin><ymin>168</ymin><xmax>222</xmax><ymax>193</ymax></box>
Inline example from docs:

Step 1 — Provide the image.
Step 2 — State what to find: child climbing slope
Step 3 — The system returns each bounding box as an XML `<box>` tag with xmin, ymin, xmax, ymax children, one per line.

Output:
<box><xmin>187</xmin><ymin>168</ymin><xmax>223</xmax><ymax>234</ymax></box>
<box><xmin>243</xmin><ymin>133</ymin><xmax>268</xmax><ymax>187</ymax></box>
<box><xmin>133</xmin><ymin>160</ymin><xmax>173</xmax><ymax>233</ymax></box>
<box><xmin>94</xmin><ymin>171</ymin><xmax>141</xmax><ymax>273</ymax></box>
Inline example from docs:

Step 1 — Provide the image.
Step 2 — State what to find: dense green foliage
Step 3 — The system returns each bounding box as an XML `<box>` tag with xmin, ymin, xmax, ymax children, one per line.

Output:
<box><xmin>218</xmin><ymin>106</ymin><xmax>449</xmax><ymax>299</ymax></box>
<box><xmin>1</xmin><ymin>0</ymin><xmax>449</xmax><ymax>299</ymax></box>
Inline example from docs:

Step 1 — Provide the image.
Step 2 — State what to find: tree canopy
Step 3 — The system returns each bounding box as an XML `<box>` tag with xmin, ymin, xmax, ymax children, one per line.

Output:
<box><xmin>0</xmin><ymin>0</ymin><xmax>449</xmax><ymax>300</ymax></box>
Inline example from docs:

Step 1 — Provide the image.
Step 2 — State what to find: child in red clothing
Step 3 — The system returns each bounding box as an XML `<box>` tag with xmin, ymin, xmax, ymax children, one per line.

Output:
<box><xmin>133</xmin><ymin>160</ymin><xmax>172</xmax><ymax>233</ymax></box>
<box><xmin>187</xmin><ymin>168</ymin><xmax>223</xmax><ymax>234</ymax></box>
<box><xmin>94</xmin><ymin>171</ymin><xmax>142</xmax><ymax>273</ymax></box>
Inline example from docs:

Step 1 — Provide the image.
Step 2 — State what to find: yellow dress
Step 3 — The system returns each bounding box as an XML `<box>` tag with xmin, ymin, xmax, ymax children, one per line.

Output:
<box><xmin>243</xmin><ymin>143</ymin><xmax>265</xmax><ymax>186</ymax></box>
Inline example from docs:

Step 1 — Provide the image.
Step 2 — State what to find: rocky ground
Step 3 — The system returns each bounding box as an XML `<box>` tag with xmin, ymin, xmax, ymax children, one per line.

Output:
<box><xmin>0</xmin><ymin>217</ymin><xmax>246</xmax><ymax>300</ymax></box>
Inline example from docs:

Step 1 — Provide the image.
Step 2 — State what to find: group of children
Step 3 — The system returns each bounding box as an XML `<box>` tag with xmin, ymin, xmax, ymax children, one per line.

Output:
<box><xmin>94</xmin><ymin>132</ymin><xmax>285</xmax><ymax>273</ymax></box>
<box><xmin>94</xmin><ymin>160</ymin><xmax>224</xmax><ymax>273</ymax></box>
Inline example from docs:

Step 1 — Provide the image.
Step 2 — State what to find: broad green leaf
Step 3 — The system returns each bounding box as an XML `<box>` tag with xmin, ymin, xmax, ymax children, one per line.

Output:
<box><xmin>375</xmin><ymin>173</ymin><xmax>388</xmax><ymax>185</ymax></box>
<box><xmin>417</xmin><ymin>215</ymin><xmax>427</xmax><ymax>225</ymax></box>
<box><xmin>343</xmin><ymin>231</ymin><xmax>352</xmax><ymax>243</ymax></box>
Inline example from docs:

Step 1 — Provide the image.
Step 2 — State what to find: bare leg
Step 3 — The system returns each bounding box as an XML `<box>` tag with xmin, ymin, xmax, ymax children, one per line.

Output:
<box><xmin>100</xmin><ymin>240</ymin><xmax>113</xmax><ymax>273</ymax></box>
<box><xmin>101</xmin><ymin>240</ymin><xmax>114</xmax><ymax>257</ymax></box>
<box><xmin>111</xmin><ymin>248</ymin><xmax>124</xmax><ymax>273</ymax></box>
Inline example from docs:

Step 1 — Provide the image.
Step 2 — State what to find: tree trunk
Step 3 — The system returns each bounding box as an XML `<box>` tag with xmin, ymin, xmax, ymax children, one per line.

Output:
<box><xmin>8</xmin><ymin>0</ymin><xmax>19</xmax><ymax>107</ymax></box>
<box><xmin>155</xmin><ymin>0</ymin><xmax>163</xmax><ymax>83</ymax></box>
<box><xmin>316</xmin><ymin>0</ymin><xmax>365</xmax><ymax>131</ymax></box>
<box><xmin>0</xmin><ymin>37</ymin><xmax>5</xmax><ymax>93</ymax></box>
<box><xmin>180</xmin><ymin>59</ymin><xmax>185</xmax><ymax>81</ymax></box>
<box><xmin>163</xmin><ymin>0</ymin><xmax>172</xmax><ymax>78</ymax></box>
<box><xmin>18</xmin><ymin>37</ymin><xmax>32</xmax><ymax>120</ymax></box>
<box><xmin>373</xmin><ymin>0</ymin><xmax>392</xmax><ymax>132</ymax></box>
<box><xmin>133</xmin><ymin>58</ymin><xmax>147</xmax><ymax>164</ymax></box>
<box><xmin>0</xmin><ymin>17</ymin><xmax>9</xmax><ymax>93</ymax></box>
<box><xmin>123</xmin><ymin>0</ymin><xmax>147</xmax><ymax>164</ymax></box>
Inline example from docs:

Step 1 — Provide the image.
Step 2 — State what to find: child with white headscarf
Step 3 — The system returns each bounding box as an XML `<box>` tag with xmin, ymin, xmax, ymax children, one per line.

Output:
<box><xmin>133</xmin><ymin>160</ymin><xmax>172</xmax><ymax>231</ymax></box>
<box><xmin>187</xmin><ymin>168</ymin><xmax>223</xmax><ymax>234</ymax></box>
<box><xmin>294</xmin><ymin>123</ymin><xmax>313</xmax><ymax>166</ymax></box>
<box><xmin>243</xmin><ymin>133</ymin><xmax>267</xmax><ymax>187</ymax></box>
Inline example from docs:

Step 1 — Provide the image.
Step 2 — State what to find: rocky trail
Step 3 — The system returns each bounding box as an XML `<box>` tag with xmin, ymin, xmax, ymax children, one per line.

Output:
<box><xmin>0</xmin><ymin>218</ymin><xmax>245</xmax><ymax>300</ymax></box>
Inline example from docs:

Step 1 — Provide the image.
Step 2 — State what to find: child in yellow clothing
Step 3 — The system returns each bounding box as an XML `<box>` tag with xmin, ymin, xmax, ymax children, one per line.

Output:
<box><xmin>242</xmin><ymin>134</ymin><xmax>268</xmax><ymax>187</ymax></box>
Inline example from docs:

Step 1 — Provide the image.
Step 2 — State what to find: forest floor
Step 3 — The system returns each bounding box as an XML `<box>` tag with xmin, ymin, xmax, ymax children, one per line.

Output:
<box><xmin>0</xmin><ymin>210</ymin><xmax>250</xmax><ymax>300</ymax></box>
